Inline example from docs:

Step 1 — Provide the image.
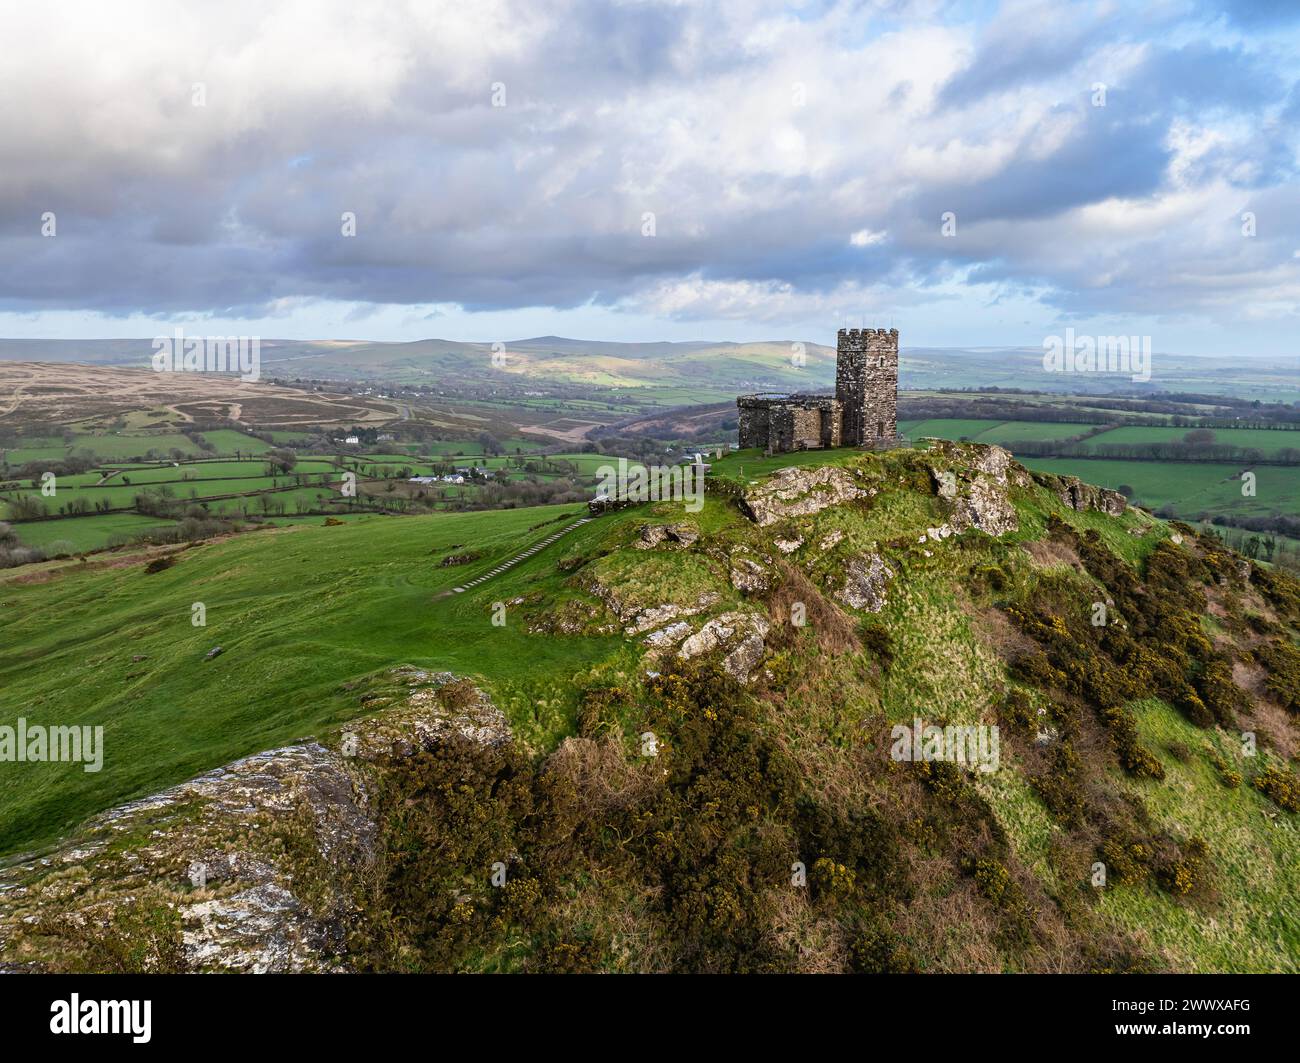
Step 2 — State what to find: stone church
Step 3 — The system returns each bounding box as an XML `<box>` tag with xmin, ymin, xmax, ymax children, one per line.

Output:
<box><xmin>737</xmin><ymin>327</ymin><xmax>898</xmax><ymax>452</ymax></box>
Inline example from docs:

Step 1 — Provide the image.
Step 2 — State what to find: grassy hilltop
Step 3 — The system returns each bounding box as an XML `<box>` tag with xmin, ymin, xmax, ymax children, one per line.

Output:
<box><xmin>1</xmin><ymin>442</ymin><xmax>1297</xmax><ymax>973</ymax></box>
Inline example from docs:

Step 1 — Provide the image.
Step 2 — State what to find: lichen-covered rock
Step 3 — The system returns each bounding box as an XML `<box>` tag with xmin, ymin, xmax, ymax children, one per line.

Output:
<box><xmin>580</xmin><ymin>570</ymin><xmax>721</xmax><ymax>635</ymax></box>
<box><xmin>818</xmin><ymin>530</ymin><xmax>844</xmax><ymax>551</ymax></box>
<box><xmin>1049</xmin><ymin>475</ymin><xmax>1127</xmax><ymax>516</ymax></box>
<box><xmin>621</xmin><ymin>596</ymin><xmax>721</xmax><ymax>636</ymax></box>
<box><xmin>0</xmin><ymin>668</ymin><xmax>512</xmax><ymax>974</ymax></box>
<box><xmin>926</xmin><ymin>443</ymin><xmax>1020</xmax><ymax>537</ymax></box>
<box><xmin>836</xmin><ymin>553</ymin><xmax>894</xmax><ymax>612</ymax></box>
<box><xmin>722</xmin><ymin>630</ymin><xmax>768</xmax><ymax>684</ymax></box>
<box><xmin>526</xmin><ymin>598</ymin><xmax>620</xmax><ymax>636</ymax></box>
<box><xmin>739</xmin><ymin>465</ymin><xmax>867</xmax><ymax>527</ymax></box>
<box><xmin>730</xmin><ymin>555</ymin><xmax>772</xmax><ymax>593</ymax></box>
<box><xmin>347</xmin><ymin>669</ymin><xmax>512</xmax><ymax>757</ymax></box>
<box><xmin>643</xmin><ymin>620</ymin><xmax>693</xmax><ymax>648</ymax></box>
<box><xmin>924</xmin><ymin>438</ymin><xmax>1014</xmax><ymax>483</ymax></box>
<box><xmin>635</xmin><ymin>522</ymin><xmax>700</xmax><ymax>549</ymax></box>
<box><xmin>677</xmin><ymin>611</ymin><xmax>771</xmax><ymax>682</ymax></box>
<box><xmin>950</xmin><ymin>475</ymin><xmax>1019</xmax><ymax>536</ymax></box>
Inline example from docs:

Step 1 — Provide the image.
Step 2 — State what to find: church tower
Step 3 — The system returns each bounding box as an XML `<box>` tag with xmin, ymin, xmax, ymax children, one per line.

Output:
<box><xmin>834</xmin><ymin>328</ymin><xmax>898</xmax><ymax>446</ymax></box>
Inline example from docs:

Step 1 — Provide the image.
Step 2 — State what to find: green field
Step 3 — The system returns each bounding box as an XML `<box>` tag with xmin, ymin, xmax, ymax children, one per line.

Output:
<box><xmin>266</xmin><ymin>431</ymin><xmax>318</xmax><ymax>445</ymax></box>
<box><xmin>0</xmin><ymin>443</ymin><xmax>521</xmax><ymax>551</ymax></box>
<box><xmin>0</xmin><ymin>439</ymin><xmax>73</xmax><ymax>465</ymax></box>
<box><xmin>899</xmin><ymin>416</ymin><xmax>1300</xmax><ymax>456</ymax></box>
<box><xmin>979</xmin><ymin>421</ymin><xmax>1099</xmax><ymax>443</ymax></box>
<box><xmin>0</xmin><ymin>503</ymin><xmax>618</xmax><ymax>853</ymax></box>
<box><xmin>900</xmin><ymin>418</ymin><xmax>1097</xmax><ymax>444</ymax></box>
<box><xmin>2</xmin><ymin>455</ymin><xmax>356</xmax><ymax>550</ymax></box>
<box><xmin>188</xmin><ymin>429</ymin><xmax>275</xmax><ymax>455</ymax></box>
<box><xmin>7</xmin><ymin>513</ymin><xmax>178</xmax><ymax>552</ymax></box>
<box><xmin>4</xmin><ymin>476</ymin><xmax>312</xmax><ymax>511</ymax></box>
<box><xmin>102</xmin><ymin>458</ymin><xmax>339</xmax><ymax>484</ymax></box>
<box><xmin>0</xmin><ymin>428</ymin><xmax>287</xmax><ymax>467</ymax></box>
<box><xmin>66</xmin><ymin>433</ymin><xmax>203</xmax><ymax>460</ymax></box>
<box><xmin>1021</xmin><ymin>457</ymin><xmax>1300</xmax><ymax>518</ymax></box>
<box><xmin>1090</xmin><ymin>425</ymin><xmax>1300</xmax><ymax>454</ymax></box>
<box><xmin>899</xmin><ymin>418</ymin><xmax>1006</xmax><ymax>440</ymax></box>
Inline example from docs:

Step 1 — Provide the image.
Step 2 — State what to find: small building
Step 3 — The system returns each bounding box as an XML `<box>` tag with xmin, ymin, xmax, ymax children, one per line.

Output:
<box><xmin>588</xmin><ymin>491</ymin><xmax>634</xmax><ymax>515</ymax></box>
<box><xmin>737</xmin><ymin>327</ymin><xmax>899</xmax><ymax>453</ymax></box>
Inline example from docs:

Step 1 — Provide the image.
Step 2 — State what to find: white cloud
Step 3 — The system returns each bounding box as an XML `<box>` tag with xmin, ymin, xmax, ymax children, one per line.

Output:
<box><xmin>850</xmin><ymin>228</ymin><xmax>888</xmax><ymax>247</ymax></box>
<box><xmin>0</xmin><ymin>0</ymin><xmax>1294</xmax><ymax>348</ymax></box>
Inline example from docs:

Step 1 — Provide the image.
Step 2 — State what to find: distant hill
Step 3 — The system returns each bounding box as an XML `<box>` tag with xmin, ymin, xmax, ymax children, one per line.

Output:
<box><xmin>0</xmin><ymin>337</ymin><xmax>1293</xmax><ymax>401</ymax></box>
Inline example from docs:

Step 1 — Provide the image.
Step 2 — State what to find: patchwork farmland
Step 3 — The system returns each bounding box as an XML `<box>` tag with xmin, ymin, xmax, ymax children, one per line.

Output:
<box><xmin>0</xmin><ymin>425</ymin><xmax>617</xmax><ymax>555</ymax></box>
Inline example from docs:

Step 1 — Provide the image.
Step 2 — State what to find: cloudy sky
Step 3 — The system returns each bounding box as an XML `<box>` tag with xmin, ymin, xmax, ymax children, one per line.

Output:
<box><xmin>1</xmin><ymin>0</ymin><xmax>1298</xmax><ymax>355</ymax></box>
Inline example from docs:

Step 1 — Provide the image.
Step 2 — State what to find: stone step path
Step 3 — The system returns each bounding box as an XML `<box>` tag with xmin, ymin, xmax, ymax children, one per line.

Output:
<box><xmin>451</xmin><ymin>517</ymin><xmax>592</xmax><ymax>594</ymax></box>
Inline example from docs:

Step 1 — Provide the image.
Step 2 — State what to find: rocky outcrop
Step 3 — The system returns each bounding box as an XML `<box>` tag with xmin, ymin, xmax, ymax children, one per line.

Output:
<box><xmin>739</xmin><ymin>465</ymin><xmax>868</xmax><ymax>527</ymax></box>
<box><xmin>920</xmin><ymin>524</ymin><xmax>955</xmax><ymax>543</ymax></box>
<box><xmin>924</xmin><ymin>438</ymin><xmax>1017</xmax><ymax>482</ymax></box>
<box><xmin>677</xmin><ymin>611</ymin><xmax>771</xmax><ymax>683</ymax></box>
<box><xmin>643</xmin><ymin>620</ymin><xmax>692</xmax><ymax>649</ymax></box>
<box><xmin>836</xmin><ymin>553</ymin><xmax>894</xmax><ymax>612</ymax></box>
<box><xmin>635</xmin><ymin>522</ymin><xmax>700</xmax><ymax>549</ymax></box>
<box><xmin>949</xmin><ymin>475</ymin><xmax>1019</xmax><ymax>536</ymax></box>
<box><xmin>730</xmin><ymin>553</ymin><xmax>773</xmax><ymax>593</ymax></box>
<box><xmin>925</xmin><ymin>441</ymin><xmax>1019</xmax><ymax>537</ymax></box>
<box><xmin>527</xmin><ymin>598</ymin><xmax>620</xmax><ymax>636</ymax></box>
<box><xmin>0</xmin><ymin>669</ymin><xmax>510</xmax><ymax>974</ymax></box>
<box><xmin>345</xmin><ymin>668</ymin><xmax>511</xmax><ymax>757</ymax></box>
<box><xmin>580</xmin><ymin>570</ymin><xmax>721</xmax><ymax>636</ymax></box>
<box><xmin>621</xmin><ymin>596</ymin><xmax>721</xmax><ymax>636</ymax></box>
<box><xmin>1044</xmin><ymin>474</ymin><xmax>1128</xmax><ymax>517</ymax></box>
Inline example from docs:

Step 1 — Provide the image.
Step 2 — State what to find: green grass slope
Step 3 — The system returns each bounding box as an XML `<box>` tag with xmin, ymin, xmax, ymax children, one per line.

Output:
<box><xmin>2</xmin><ymin>442</ymin><xmax>1297</xmax><ymax>974</ymax></box>
<box><xmin>0</xmin><ymin>504</ymin><xmax>626</xmax><ymax>853</ymax></box>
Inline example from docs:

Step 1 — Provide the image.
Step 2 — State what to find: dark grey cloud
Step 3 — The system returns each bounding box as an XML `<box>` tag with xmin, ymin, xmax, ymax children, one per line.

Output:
<box><xmin>0</xmin><ymin>0</ymin><xmax>1295</xmax><ymax>329</ymax></box>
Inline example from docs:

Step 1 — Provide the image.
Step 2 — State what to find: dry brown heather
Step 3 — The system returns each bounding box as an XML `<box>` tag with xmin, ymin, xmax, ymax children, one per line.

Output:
<box><xmin>0</xmin><ymin>361</ymin><xmax>619</xmax><ymax>444</ymax></box>
<box><xmin>0</xmin><ymin>362</ymin><xmax>401</xmax><ymax>431</ymax></box>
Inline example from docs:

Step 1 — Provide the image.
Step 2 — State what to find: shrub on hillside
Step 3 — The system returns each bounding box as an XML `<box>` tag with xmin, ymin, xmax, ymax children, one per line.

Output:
<box><xmin>1100</xmin><ymin>838</ymin><xmax>1154</xmax><ymax>886</ymax></box>
<box><xmin>857</xmin><ymin>621</ymin><xmax>894</xmax><ymax>671</ymax></box>
<box><xmin>1208</xmin><ymin>749</ymin><xmax>1242</xmax><ymax>788</ymax></box>
<box><xmin>998</xmin><ymin>688</ymin><xmax>1038</xmax><ymax>733</ymax></box>
<box><xmin>967</xmin><ymin>857</ymin><xmax>1034</xmax><ymax>949</ymax></box>
<box><xmin>1195</xmin><ymin>655</ymin><xmax>1248</xmax><ymax>727</ymax></box>
<box><xmin>1157</xmin><ymin>836</ymin><xmax>1211</xmax><ymax>898</ymax></box>
<box><xmin>1253</xmin><ymin>765</ymin><xmax>1300</xmax><ymax>813</ymax></box>
<box><xmin>1255</xmin><ymin>640</ymin><xmax>1300</xmax><ymax>715</ymax></box>
<box><xmin>1029</xmin><ymin>743</ymin><xmax>1088</xmax><ymax>828</ymax></box>
<box><xmin>1100</xmin><ymin>706</ymin><xmax>1165</xmax><ymax>780</ymax></box>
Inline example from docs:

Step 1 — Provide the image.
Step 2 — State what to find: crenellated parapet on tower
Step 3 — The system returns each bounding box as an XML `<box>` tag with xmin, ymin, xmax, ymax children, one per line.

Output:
<box><xmin>835</xmin><ymin>327</ymin><xmax>898</xmax><ymax>447</ymax></box>
<box><xmin>736</xmin><ymin>324</ymin><xmax>898</xmax><ymax>452</ymax></box>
